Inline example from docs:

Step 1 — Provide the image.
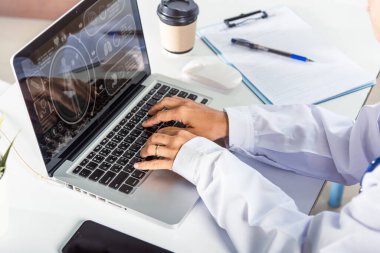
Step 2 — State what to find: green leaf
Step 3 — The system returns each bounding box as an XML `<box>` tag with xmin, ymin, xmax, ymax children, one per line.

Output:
<box><xmin>0</xmin><ymin>139</ymin><xmax>14</xmax><ymax>168</ymax></box>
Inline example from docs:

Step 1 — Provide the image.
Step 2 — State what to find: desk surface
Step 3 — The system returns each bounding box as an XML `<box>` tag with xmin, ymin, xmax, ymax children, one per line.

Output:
<box><xmin>0</xmin><ymin>0</ymin><xmax>379</xmax><ymax>252</ymax></box>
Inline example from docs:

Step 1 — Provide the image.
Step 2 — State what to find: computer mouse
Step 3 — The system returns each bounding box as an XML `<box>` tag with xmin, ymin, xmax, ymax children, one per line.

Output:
<box><xmin>182</xmin><ymin>59</ymin><xmax>242</xmax><ymax>90</ymax></box>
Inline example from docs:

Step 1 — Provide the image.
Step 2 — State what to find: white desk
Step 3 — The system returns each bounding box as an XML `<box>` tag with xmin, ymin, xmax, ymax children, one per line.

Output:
<box><xmin>0</xmin><ymin>0</ymin><xmax>379</xmax><ymax>252</ymax></box>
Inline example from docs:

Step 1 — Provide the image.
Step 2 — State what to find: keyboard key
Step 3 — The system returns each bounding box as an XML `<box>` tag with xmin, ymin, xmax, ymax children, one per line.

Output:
<box><xmin>89</xmin><ymin>169</ymin><xmax>105</xmax><ymax>182</ymax></box>
<box><xmin>125</xmin><ymin>113</ymin><xmax>133</xmax><ymax>119</ymax></box>
<box><xmin>153</xmin><ymin>93</ymin><xmax>163</xmax><ymax>101</ymax></box>
<box><xmin>125</xmin><ymin>135</ymin><xmax>136</xmax><ymax>144</ymax></box>
<box><xmin>169</xmin><ymin>88</ymin><xmax>179</xmax><ymax>95</ymax></box>
<box><xmin>112</xmin><ymin>135</ymin><xmax>124</xmax><ymax>143</ymax></box>
<box><xmin>147</xmin><ymin>98</ymin><xmax>157</xmax><ymax>107</ymax></box>
<box><xmin>99</xmin><ymin>162</ymin><xmax>112</xmax><ymax>171</ymax></box>
<box><xmin>94</xmin><ymin>145</ymin><xmax>102</xmax><ymax>152</ymax></box>
<box><xmin>86</xmin><ymin>152</ymin><xmax>96</xmax><ymax>159</ymax></box>
<box><xmin>157</xmin><ymin>85</ymin><xmax>170</xmax><ymax>95</ymax></box>
<box><xmin>99</xmin><ymin>148</ymin><xmax>111</xmax><ymax>157</ymax></box>
<box><xmin>123</xmin><ymin>150</ymin><xmax>134</xmax><ymax>159</ymax></box>
<box><xmin>129</xmin><ymin>117</ymin><xmax>140</xmax><ymax>125</ymax></box>
<box><xmin>100</xmin><ymin>138</ymin><xmax>108</xmax><ymax>146</ymax></box>
<box><xmin>123</xmin><ymin>164</ymin><xmax>135</xmax><ymax>173</ymax></box>
<box><xmin>119</xmin><ymin>184</ymin><xmax>133</xmax><ymax>194</ymax></box>
<box><xmin>99</xmin><ymin>171</ymin><xmax>116</xmax><ymax>185</ymax></box>
<box><xmin>116</xmin><ymin>157</ymin><xmax>129</xmax><ymax>166</ymax></box>
<box><xmin>110</xmin><ymin>164</ymin><xmax>123</xmax><ymax>173</ymax></box>
<box><xmin>86</xmin><ymin>161</ymin><xmax>98</xmax><ymax>170</ymax></box>
<box><xmin>118</xmin><ymin>142</ymin><xmax>130</xmax><ymax>150</ymax></box>
<box><xmin>80</xmin><ymin>159</ymin><xmax>89</xmax><ymax>167</ymax></box>
<box><xmin>93</xmin><ymin>155</ymin><xmax>105</xmax><ymax>163</ymax></box>
<box><xmin>132</xmin><ymin>170</ymin><xmax>146</xmax><ymax>179</ymax></box>
<box><xmin>73</xmin><ymin>166</ymin><xmax>82</xmax><ymax>174</ymax></box>
<box><xmin>107</xmin><ymin>131</ymin><xmax>115</xmax><ymax>139</ymax></box>
<box><xmin>125</xmin><ymin>123</ymin><xmax>134</xmax><ymax>131</ymax></box>
<box><xmin>125</xmin><ymin>177</ymin><xmax>139</xmax><ymax>187</ymax></box>
<box><xmin>136</xmin><ymin>137</ymin><xmax>146</xmax><ymax>146</ymax></box>
<box><xmin>114</xmin><ymin>125</ymin><xmax>121</xmax><ymax>132</ymax></box>
<box><xmin>105</xmin><ymin>142</ymin><xmax>117</xmax><ymax>150</ymax></box>
<box><xmin>109</xmin><ymin>172</ymin><xmax>129</xmax><ymax>189</ymax></box>
<box><xmin>120</xmin><ymin>118</ymin><xmax>127</xmax><ymax>125</ymax></box>
<box><xmin>112</xmin><ymin>148</ymin><xmax>124</xmax><ymax>156</ymax></box>
<box><xmin>154</xmin><ymin>83</ymin><xmax>161</xmax><ymax>89</ymax></box>
<box><xmin>130</xmin><ymin>157</ymin><xmax>142</xmax><ymax>165</ymax></box>
<box><xmin>135</xmin><ymin>123</ymin><xmax>144</xmax><ymax>131</ymax></box>
<box><xmin>79</xmin><ymin>169</ymin><xmax>92</xmax><ymax>178</ymax></box>
<box><xmin>146</xmin><ymin>125</ymin><xmax>158</xmax><ymax>133</ymax></box>
<box><xmin>141</xmin><ymin>104</ymin><xmax>150</xmax><ymax>112</ymax></box>
<box><xmin>131</xmin><ymin>106</ymin><xmax>139</xmax><ymax>113</ymax></box>
<box><xmin>105</xmin><ymin>155</ymin><xmax>118</xmax><ymax>164</ymax></box>
<box><xmin>137</xmin><ymin>100</ymin><xmax>145</xmax><ymax>107</ymax></box>
<box><xmin>148</xmin><ymin>89</ymin><xmax>156</xmax><ymax>95</ymax></box>
<box><xmin>178</xmin><ymin>91</ymin><xmax>188</xmax><ymax>98</ymax></box>
<box><xmin>136</xmin><ymin>110</ymin><xmax>145</xmax><ymax>118</ymax></box>
<box><xmin>187</xmin><ymin>94</ymin><xmax>198</xmax><ymax>101</ymax></box>
<box><xmin>129</xmin><ymin>144</ymin><xmax>140</xmax><ymax>153</ymax></box>
<box><xmin>118</xmin><ymin>129</ymin><xmax>129</xmax><ymax>137</ymax></box>
<box><xmin>142</xmin><ymin>94</ymin><xmax>150</xmax><ymax>101</ymax></box>
<box><xmin>141</xmin><ymin>131</ymin><xmax>153</xmax><ymax>139</ymax></box>
<box><xmin>131</xmin><ymin>129</ymin><xmax>142</xmax><ymax>137</ymax></box>
<box><xmin>201</xmin><ymin>98</ymin><xmax>209</xmax><ymax>104</ymax></box>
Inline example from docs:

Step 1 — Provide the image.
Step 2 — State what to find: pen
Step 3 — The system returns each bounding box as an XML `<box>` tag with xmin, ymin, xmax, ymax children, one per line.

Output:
<box><xmin>231</xmin><ymin>38</ymin><xmax>314</xmax><ymax>62</ymax></box>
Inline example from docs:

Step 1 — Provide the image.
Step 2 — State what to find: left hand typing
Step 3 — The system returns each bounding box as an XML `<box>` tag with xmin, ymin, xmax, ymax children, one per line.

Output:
<box><xmin>134</xmin><ymin>127</ymin><xmax>196</xmax><ymax>170</ymax></box>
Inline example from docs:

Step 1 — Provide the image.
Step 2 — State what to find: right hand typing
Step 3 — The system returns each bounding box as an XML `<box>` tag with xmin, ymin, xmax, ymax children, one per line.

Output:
<box><xmin>142</xmin><ymin>97</ymin><xmax>229</xmax><ymax>141</ymax></box>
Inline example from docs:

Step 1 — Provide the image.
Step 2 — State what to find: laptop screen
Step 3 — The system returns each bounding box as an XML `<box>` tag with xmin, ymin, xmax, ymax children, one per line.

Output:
<box><xmin>13</xmin><ymin>0</ymin><xmax>150</xmax><ymax>171</ymax></box>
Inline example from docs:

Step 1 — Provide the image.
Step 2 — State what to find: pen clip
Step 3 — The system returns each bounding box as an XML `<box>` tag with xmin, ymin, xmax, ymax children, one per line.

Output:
<box><xmin>224</xmin><ymin>10</ymin><xmax>268</xmax><ymax>28</ymax></box>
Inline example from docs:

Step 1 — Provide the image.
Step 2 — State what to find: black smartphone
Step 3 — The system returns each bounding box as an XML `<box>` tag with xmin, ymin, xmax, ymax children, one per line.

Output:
<box><xmin>62</xmin><ymin>220</ymin><xmax>173</xmax><ymax>253</ymax></box>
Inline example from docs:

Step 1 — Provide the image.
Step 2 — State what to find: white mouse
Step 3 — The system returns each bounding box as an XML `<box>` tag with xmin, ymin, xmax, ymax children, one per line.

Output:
<box><xmin>182</xmin><ymin>59</ymin><xmax>242</xmax><ymax>90</ymax></box>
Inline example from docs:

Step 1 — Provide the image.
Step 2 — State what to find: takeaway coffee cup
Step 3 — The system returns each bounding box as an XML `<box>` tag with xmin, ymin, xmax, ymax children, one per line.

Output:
<box><xmin>157</xmin><ymin>0</ymin><xmax>199</xmax><ymax>54</ymax></box>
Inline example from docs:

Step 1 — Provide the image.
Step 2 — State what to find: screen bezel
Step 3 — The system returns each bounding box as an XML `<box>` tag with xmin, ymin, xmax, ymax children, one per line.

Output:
<box><xmin>12</xmin><ymin>0</ymin><xmax>151</xmax><ymax>175</ymax></box>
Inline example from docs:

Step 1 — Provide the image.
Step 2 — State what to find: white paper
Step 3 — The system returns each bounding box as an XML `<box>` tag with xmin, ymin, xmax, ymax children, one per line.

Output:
<box><xmin>199</xmin><ymin>6</ymin><xmax>374</xmax><ymax>104</ymax></box>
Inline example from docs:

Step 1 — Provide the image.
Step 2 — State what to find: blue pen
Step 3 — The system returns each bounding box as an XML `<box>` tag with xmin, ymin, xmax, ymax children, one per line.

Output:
<box><xmin>231</xmin><ymin>38</ymin><xmax>314</xmax><ymax>62</ymax></box>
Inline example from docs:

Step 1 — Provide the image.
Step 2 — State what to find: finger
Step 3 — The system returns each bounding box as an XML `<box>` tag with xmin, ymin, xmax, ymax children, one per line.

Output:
<box><xmin>142</xmin><ymin>108</ymin><xmax>182</xmax><ymax>127</ymax></box>
<box><xmin>140</xmin><ymin>144</ymin><xmax>176</xmax><ymax>159</ymax></box>
<box><xmin>134</xmin><ymin>159</ymin><xmax>173</xmax><ymax>171</ymax></box>
<box><xmin>148</xmin><ymin>97</ymin><xmax>185</xmax><ymax>115</ymax></box>
<box><xmin>157</xmin><ymin>127</ymin><xmax>183</xmax><ymax>136</ymax></box>
<box><xmin>146</xmin><ymin>133</ymin><xmax>173</xmax><ymax>146</ymax></box>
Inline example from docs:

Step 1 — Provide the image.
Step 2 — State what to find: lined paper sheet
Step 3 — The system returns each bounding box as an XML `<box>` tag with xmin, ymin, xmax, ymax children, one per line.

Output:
<box><xmin>198</xmin><ymin>6</ymin><xmax>374</xmax><ymax>105</ymax></box>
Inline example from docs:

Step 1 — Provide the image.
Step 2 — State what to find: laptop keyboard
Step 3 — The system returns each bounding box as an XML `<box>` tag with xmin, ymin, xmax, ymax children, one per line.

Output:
<box><xmin>71</xmin><ymin>82</ymin><xmax>208</xmax><ymax>195</ymax></box>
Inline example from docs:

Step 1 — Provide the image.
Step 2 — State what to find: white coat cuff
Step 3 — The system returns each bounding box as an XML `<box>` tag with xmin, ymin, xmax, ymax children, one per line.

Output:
<box><xmin>224</xmin><ymin>107</ymin><xmax>255</xmax><ymax>151</ymax></box>
<box><xmin>172</xmin><ymin>137</ymin><xmax>218</xmax><ymax>185</ymax></box>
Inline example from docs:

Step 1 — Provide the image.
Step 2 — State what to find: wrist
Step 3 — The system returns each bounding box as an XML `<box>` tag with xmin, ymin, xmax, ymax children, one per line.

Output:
<box><xmin>210</xmin><ymin>111</ymin><xmax>229</xmax><ymax>140</ymax></box>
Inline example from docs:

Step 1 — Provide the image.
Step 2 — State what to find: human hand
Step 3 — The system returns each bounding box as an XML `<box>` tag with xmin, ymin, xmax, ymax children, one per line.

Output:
<box><xmin>134</xmin><ymin>127</ymin><xmax>196</xmax><ymax>170</ymax></box>
<box><xmin>142</xmin><ymin>97</ymin><xmax>229</xmax><ymax>141</ymax></box>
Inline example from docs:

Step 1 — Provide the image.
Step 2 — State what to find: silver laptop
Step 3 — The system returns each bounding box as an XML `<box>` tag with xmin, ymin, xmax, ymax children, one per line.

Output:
<box><xmin>11</xmin><ymin>0</ymin><xmax>210</xmax><ymax>226</ymax></box>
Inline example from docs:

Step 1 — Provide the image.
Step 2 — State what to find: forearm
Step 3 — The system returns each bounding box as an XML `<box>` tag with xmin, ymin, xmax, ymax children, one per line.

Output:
<box><xmin>173</xmin><ymin>137</ymin><xmax>380</xmax><ymax>253</ymax></box>
<box><xmin>173</xmin><ymin>137</ymin><xmax>310</xmax><ymax>252</ymax></box>
<box><xmin>225</xmin><ymin>104</ymin><xmax>371</xmax><ymax>185</ymax></box>
<box><xmin>0</xmin><ymin>0</ymin><xmax>79</xmax><ymax>19</ymax></box>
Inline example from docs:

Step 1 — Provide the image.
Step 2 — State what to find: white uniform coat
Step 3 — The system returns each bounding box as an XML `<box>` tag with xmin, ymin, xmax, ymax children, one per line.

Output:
<box><xmin>173</xmin><ymin>94</ymin><xmax>380</xmax><ymax>252</ymax></box>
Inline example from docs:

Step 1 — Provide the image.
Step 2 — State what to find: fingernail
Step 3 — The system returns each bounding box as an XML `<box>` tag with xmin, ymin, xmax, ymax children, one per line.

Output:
<box><xmin>134</xmin><ymin>163</ymin><xmax>140</xmax><ymax>169</ymax></box>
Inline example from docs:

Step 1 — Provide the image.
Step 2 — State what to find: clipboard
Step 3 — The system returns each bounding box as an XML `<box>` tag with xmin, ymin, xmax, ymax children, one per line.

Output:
<box><xmin>197</xmin><ymin>6</ymin><xmax>375</xmax><ymax>105</ymax></box>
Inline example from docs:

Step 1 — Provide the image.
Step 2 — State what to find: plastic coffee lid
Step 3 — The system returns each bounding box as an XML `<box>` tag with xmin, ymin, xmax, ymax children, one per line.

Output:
<box><xmin>157</xmin><ymin>0</ymin><xmax>199</xmax><ymax>26</ymax></box>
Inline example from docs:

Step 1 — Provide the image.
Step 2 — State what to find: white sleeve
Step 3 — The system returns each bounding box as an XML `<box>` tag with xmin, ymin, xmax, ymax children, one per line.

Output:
<box><xmin>225</xmin><ymin>104</ymin><xmax>380</xmax><ymax>185</ymax></box>
<box><xmin>173</xmin><ymin>137</ymin><xmax>380</xmax><ymax>253</ymax></box>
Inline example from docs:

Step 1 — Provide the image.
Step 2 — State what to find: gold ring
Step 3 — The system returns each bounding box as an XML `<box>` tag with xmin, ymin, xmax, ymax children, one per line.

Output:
<box><xmin>155</xmin><ymin>144</ymin><xmax>159</xmax><ymax>157</ymax></box>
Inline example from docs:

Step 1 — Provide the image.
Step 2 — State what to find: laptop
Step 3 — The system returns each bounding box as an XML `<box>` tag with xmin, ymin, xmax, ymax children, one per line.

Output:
<box><xmin>11</xmin><ymin>0</ymin><xmax>211</xmax><ymax>226</ymax></box>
